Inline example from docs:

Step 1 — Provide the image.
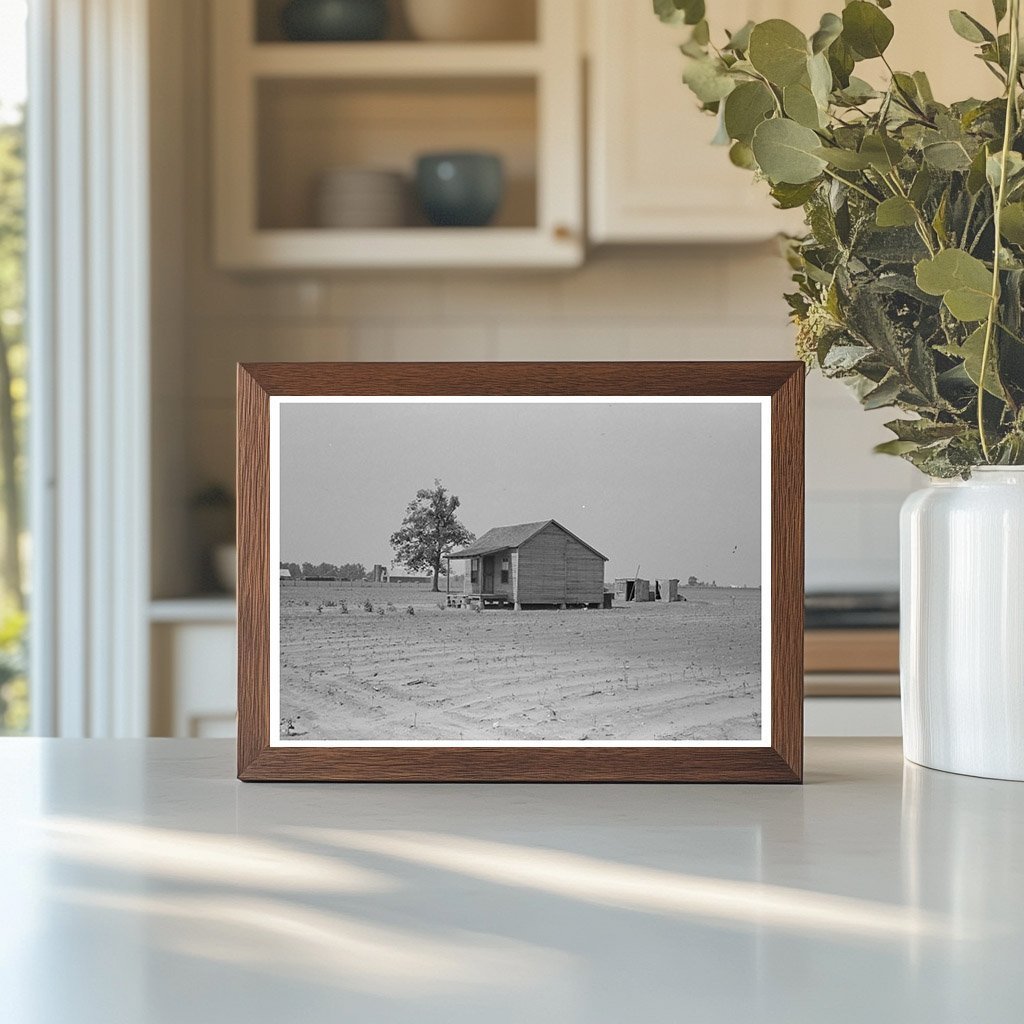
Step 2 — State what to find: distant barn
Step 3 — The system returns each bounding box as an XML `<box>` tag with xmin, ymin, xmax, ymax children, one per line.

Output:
<box><xmin>448</xmin><ymin>520</ymin><xmax>607</xmax><ymax>609</ymax></box>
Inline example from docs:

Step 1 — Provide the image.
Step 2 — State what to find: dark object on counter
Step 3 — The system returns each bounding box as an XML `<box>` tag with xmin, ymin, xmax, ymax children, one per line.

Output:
<box><xmin>805</xmin><ymin>590</ymin><xmax>900</xmax><ymax>630</ymax></box>
<box><xmin>280</xmin><ymin>0</ymin><xmax>388</xmax><ymax>41</ymax></box>
<box><xmin>415</xmin><ymin>152</ymin><xmax>504</xmax><ymax>227</ymax></box>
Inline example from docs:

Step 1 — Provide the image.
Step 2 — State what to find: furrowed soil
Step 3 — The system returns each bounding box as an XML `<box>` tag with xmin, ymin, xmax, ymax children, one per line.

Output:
<box><xmin>278</xmin><ymin>584</ymin><xmax>762</xmax><ymax>742</ymax></box>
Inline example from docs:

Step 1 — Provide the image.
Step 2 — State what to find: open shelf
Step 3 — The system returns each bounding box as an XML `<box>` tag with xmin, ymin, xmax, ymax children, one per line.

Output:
<box><xmin>257</xmin><ymin>76</ymin><xmax>537</xmax><ymax>232</ymax></box>
<box><xmin>213</xmin><ymin>0</ymin><xmax>582</xmax><ymax>268</ymax></box>
<box><xmin>254</xmin><ymin>0</ymin><xmax>538</xmax><ymax>44</ymax></box>
<box><xmin>249</xmin><ymin>42</ymin><xmax>544</xmax><ymax>77</ymax></box>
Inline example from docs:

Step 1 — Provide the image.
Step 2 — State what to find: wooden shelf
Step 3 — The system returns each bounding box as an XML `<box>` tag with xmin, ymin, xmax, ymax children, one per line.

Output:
<box><xmin>249</xmin><ymin>42</ymin><xmax>544</xmax><ymax>79</ymax></box>
<box><xmin>218</xmin><ymin>227</ymin><xmax>580</xmax><ymax>270</ymax></box>
<box><xmin>805</xmin><ymin>629</ymin><xmax>900</xmax><ymax>675</ymax></box>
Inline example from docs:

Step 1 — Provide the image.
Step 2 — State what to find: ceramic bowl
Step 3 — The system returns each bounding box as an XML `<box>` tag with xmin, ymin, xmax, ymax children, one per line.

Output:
<box><xmin>315</xmin><ymin>168</ymin><xmax>407</xmax><ymax>228</ymax></box>
<box><xmin>281</xmin><ymin>0</ymin><xmax>388</xmax><ymax>42</ymax></box>
<box><xmin>403</xmin><ymin>0</ymin><xmax>534</xmax><ymax>42</ymax></box>
<box><xmin>415</xmin><ymin>152</ymin><xmax>504</xmax><ymax>227</ymax></box>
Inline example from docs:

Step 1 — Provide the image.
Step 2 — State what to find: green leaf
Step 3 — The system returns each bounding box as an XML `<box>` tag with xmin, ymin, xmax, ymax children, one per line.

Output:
<box><xmin>986</xmin><ymin>150</ymin><xmax>1024</xmax><ymax>191</ymax></box>
<box><xmin>682</xmin><ymin>57</ymin><xmax>736</xmax><ymax>104</ymax></box>
<box><xmin>827</xmin><ymin>35</ymin><xmax>856</xmax><ymax>88</ymax></box>
<box><xmin>948</xmin><ymin>10</ymin><xmax>994</xmax><ymax>44</ymax></box>
<box><xmin>836</xmin><ymin>76</ymin><xmax>879</xmax><ymax>104</ymax></box>
<box><xmin>842</xmin><ymin>1</ymin><xmax>895</xmax><ymax>59</ymax></box>
<box><xmin>729</xmin><ymin>140</ymin><xmax>757</xmax><ymax>169</ymax></box>
<box><xmin>884</xmin><ymin>418</ymin><xmax>964</xmax><ymax>443</ymax></box>
<box><xmin>751</xmin><ymin>118</ymin><xmax>828</xmax><ymax>184</ymax></box>
<box><xmin>939</xmin><ymin>326</ymin><xmax>1006</xmax><ymax>398</ymax></box>
<box><xmin>993</xmin><ymin>0</ymin><xmax>1008</xmax><ymax>24</ymax></box>
<box><xmin>723</xmin><ymin>81</ymin><xmax>775</xmax><ymax>144</ymax></box>
<box><xmin>724</xmin><ymin>20</ymin><xmax>755</xmax><ymax>53</ymax></box>
<box><xmin>810</xmin><ymin>12</ymin><xmax>843</xmax><ymax>54</ymax></box>
<box><xmin>875</xmin><ymin>439</ymin><xmax>922</xmax><ymax>455</ymax></box>
<box><xmin>770</xmin><ymin>180</ymin><xmax>820</xmax><ymax>209</ymax></box>
<box><xmin>862</xmin><ymin>374</ymin><xmax>903</xmax><ymax>409</ymax></box>
<box><xmin>653</xmin><ymin>0</ymin><xmax>705</xmax><ymax>26</ymax></box>
<box><xmin>967</xmin><ymin>144</ymin><xmax>991</xmax><ymax>193</ymax></box>
<box><xmin>807</xmin><ymin>51</ymin><xmax>833</xmax><ymax>109</ymax></box>
<box><xmin>784</xmin><ymin>80</ymin><xmax>824</xmax><ymax>129</ymax></box>
<box><xmin>814</xmin><ymin>146</ymin><xmax>872</xmax><ymax>170</ymax></box>
<box><xmin>922</xmin><ymin>140</ymin><xmax>972</xmax><ymax>171</ymax></box>
<box><xmin>932</xmin><ymin>190</ymin><xmax>950</xmax><ymax>247</ymax></box>
<box><xmin>748</xmin><ymin>20</ymin><xmax>809</xmax><ymax>86</ymax></box>
<box><xmin>915</xmin><ymin>249</ymin><xmax>994</xmax><ymax>322</ymax></box>
<box><xmin>1000</xmin><ymin>203</ymin><xmax>1024</xmax><ymax>244</ymax></box>
<box><xmin>913</xmin><ymin>71</ymin><xmax>935</xmax><ymax>104</ymax></box>
<box><xmin>876</xmin><ymin>197</ymin><xmax>918</xmax><ymax>228</ymax></box>
<box><xmin>909</xmin><ymin>164</ymin><xmax>933</xmax><ymax>205</ymax></box>
<box><xmin>860</xmin><ymin>133</ymin><xmax>904</xmax><ymax>173</ymax></box>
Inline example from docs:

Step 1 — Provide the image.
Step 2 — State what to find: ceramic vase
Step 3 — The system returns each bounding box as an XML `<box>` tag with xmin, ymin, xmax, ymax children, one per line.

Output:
<box><xmin>900</xmin><ymin>467</ymin><xmax>1024</xmax><ymax>780</ymax></box>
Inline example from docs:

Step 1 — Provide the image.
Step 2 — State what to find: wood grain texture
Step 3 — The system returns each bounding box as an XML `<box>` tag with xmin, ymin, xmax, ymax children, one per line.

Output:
<box><xmin>236</xmin><ymin>361</ymin><xmax>805</xmax><ymax>783</ymax></box>
<box><xmin>804</xmin><ymin>629</ymin><xmax>899</xmax><ymax>674</ymax></box>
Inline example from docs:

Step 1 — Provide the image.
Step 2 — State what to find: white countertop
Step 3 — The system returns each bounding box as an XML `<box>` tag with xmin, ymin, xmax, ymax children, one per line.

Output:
<box><xmin>1</xmin><ymin>738</ymin><xmax>1020</xmax><ymax>1023</ymax></box>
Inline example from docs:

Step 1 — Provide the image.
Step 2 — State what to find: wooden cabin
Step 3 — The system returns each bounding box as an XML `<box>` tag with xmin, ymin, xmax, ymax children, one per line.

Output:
<box><xmin>657</xmin><ymin>579</ymin><xmax>680</xmax><ymax>602</ymax></box>
<box><xmin>448</xmin><ymin>520</ymin><xmax>607</xmax><ymax>609</ymax></box>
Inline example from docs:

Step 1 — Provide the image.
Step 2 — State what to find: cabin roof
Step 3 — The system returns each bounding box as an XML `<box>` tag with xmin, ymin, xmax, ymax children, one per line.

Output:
<box><xmin>448</xmin><ymin>520</ymin><xmax>608</xmax><ymax>561</ymax></box>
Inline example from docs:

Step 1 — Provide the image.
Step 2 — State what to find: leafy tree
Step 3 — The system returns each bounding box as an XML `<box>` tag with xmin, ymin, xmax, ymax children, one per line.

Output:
<box><xmin>0</xmin><ymin>112</ymin><xmax>25</xmax><ymax>606</ymax></box>
<box><xmin>337</xmin><ymin>562</ymin><xmax>367</xmax><ymax>580</ymax></box>
<box><xmin>0</xmin><ymin>106</ymin><xmax>26</xmax><ymax>734</ymax></box>
<box><xmin>390</xmin><ymin>479</ymin><xmax>474</xmax><ymax>592</ymax></box>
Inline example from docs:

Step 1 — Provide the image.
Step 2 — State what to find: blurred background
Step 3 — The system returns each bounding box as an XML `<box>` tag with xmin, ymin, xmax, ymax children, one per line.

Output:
<box><xmin>0</xmin><ymin>0</ymin><xmax>998</xmax><ymax>739</ymax></box>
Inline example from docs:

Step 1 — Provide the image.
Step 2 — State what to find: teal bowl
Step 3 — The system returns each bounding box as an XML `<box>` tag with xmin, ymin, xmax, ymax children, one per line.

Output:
<box><xmin>281</xmin><ymin>0</ymin><xmax>388</xmax><ymax>42</ymax></box>
<box><xmin>415</xmin><ymin>152</ymin><xmax>505</xmax><ymax>228</ymax></box>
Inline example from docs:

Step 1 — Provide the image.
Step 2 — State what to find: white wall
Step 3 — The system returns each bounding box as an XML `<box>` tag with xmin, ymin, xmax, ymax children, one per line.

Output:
<box><xmin>159</xmin><ymin>0</ymin><xmax>920</xmax><ymax>598</ymax></box>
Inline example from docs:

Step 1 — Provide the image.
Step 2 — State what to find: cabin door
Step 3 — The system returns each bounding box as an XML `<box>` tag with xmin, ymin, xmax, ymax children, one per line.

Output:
<box><xmin>482</xmin><ymin>555</ymin><xmax>495</xmax><ymax>593</ymax></box>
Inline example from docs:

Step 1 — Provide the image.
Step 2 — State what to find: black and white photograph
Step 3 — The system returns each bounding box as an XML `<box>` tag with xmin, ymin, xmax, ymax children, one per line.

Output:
<box><xmin>270</xmin><ymin>397</ymin><xmax>770</xmax><ymax>746</ymax></box>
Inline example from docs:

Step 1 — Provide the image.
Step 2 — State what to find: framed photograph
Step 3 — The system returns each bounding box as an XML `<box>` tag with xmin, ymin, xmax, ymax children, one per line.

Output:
<box><xmin>237</xmin><ymin>362</ymin><xmax>804</xmax><ymax>782</ymax></box>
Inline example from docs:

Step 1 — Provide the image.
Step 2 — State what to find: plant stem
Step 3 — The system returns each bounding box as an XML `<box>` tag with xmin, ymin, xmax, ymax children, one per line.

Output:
<box><xmin>884</xmin><ymin>170</ymin><xmax>939</xmax><ymax>254</ymax></box>
<box><xmin>822</xmin><ymin>167</ymin><xmax>880</xmax><ymax>205</ymax></box>
<box><xmin>979</xmin><ymin>0</ymin><xmax>1021</xmax><ymax>462</ymax></box>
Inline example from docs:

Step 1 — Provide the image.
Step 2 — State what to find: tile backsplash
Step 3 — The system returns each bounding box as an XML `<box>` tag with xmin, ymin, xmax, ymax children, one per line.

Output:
<box><xmin>181</xmin><ymin>246</ymin><xmax>917</xmax><ymax>593</ymax></box>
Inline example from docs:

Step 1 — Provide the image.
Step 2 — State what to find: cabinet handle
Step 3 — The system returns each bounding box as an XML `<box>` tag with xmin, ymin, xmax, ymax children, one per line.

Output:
<box><xmin>553</xmin><ymin>224</ymin><xmax>574</xmax><ymax>241</ymax></box>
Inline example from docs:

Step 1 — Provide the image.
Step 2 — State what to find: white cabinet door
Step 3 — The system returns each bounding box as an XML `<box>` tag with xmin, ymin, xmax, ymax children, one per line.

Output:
<box><xmin>586</xmin><ymin>0</ymin><xmax>996</xmax><ymax>244</ymax></box>
<box><xmin>587</xmin><ymin>0</ymin><xmax>811</xmax><ymax>243</ymax></box>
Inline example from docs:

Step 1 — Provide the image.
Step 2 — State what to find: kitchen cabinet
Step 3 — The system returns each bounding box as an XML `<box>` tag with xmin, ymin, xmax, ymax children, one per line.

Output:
<box><xmin>150</xmin><ymin>600</ymin><xmax>237</xmax><ymax>738</ymax></box>
<box><xmin>586</xmin><ymin>0</ymin><xmax>998</xmax><ymax>244</ymax></box>
<box><xmin>211</xmin><ymin>0</ymin><xmax>583</xmax><ymax>269</ymax></box>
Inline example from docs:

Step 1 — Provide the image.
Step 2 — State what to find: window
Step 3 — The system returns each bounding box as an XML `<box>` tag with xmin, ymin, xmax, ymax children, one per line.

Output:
<box><xmin>0</xmin><ymin>0</ymin><xmax>27</xmax><ymax>735</ymax></box>
<box><xmin>470</xmin><ymin>558</ymin><xmax>479</xmax><ymax>584</ymax></box>
<box><xmin>501</xmin><ymin>557</ymin><xmax>509</xmax><ymax>584</ymax></box>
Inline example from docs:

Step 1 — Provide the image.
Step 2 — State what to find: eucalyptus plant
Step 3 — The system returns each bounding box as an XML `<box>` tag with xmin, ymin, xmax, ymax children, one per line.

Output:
<box><xmin>657</xmin><ymin>0</ymin><xmax>1024</xmax><ymax>475</ymax></box>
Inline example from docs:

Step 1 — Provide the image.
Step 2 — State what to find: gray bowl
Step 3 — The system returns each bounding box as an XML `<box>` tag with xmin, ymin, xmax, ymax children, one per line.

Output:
<box><xmin>415</xmin><ymin>152</ymin><xmax>505</xmax><ymax>228</ymax></box>
<box><xmin>280</xmin><ymin>0</ymin><xmax>388</xmax><ymax>42</ymax></box>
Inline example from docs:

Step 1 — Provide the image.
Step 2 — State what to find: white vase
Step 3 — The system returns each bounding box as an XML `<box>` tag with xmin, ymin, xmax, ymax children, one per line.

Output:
<box><xmin>900</xmin><ymin>467</ymin><xmax>1024</xmax><ymax>780</ymax></box>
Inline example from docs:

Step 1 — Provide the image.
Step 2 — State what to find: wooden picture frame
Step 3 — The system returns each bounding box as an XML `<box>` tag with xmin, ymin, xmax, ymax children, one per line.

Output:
<box><xmin>237</xmin><ymin>362</ymin><xmax>804</xmax><ymax>782</ymax></box>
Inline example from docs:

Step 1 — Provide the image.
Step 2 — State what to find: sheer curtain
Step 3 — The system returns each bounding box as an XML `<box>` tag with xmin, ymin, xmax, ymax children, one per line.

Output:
<box><xmin>28</xmin><ymin>0</ymin><xmax>150</xmax><ymax>736</ymax></box>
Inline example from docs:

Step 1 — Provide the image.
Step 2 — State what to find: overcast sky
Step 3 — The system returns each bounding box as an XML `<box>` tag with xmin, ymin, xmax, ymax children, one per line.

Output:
<box><xmin>279</xmin><ymin>400</ymin><xmax>763</xmax><ymax>586</ymax></box>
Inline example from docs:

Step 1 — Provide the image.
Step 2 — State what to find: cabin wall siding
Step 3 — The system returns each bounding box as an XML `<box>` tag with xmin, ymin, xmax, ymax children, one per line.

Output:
<box><xmin>516</xmin><ymin>523</ymin><xmax>604</xmax><ymax>605</ymax></box>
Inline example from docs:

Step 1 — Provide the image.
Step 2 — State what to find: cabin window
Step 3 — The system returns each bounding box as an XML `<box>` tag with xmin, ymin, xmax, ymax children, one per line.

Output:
<box><xmin>470</xmin><ymin>558</ymin><xmax>479</xmax><ymax>583</ymax></box>
<box><xmin>501</xmin><ymin>557</ymin><xmax>509</xmax><ymax>584</ymax></box>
